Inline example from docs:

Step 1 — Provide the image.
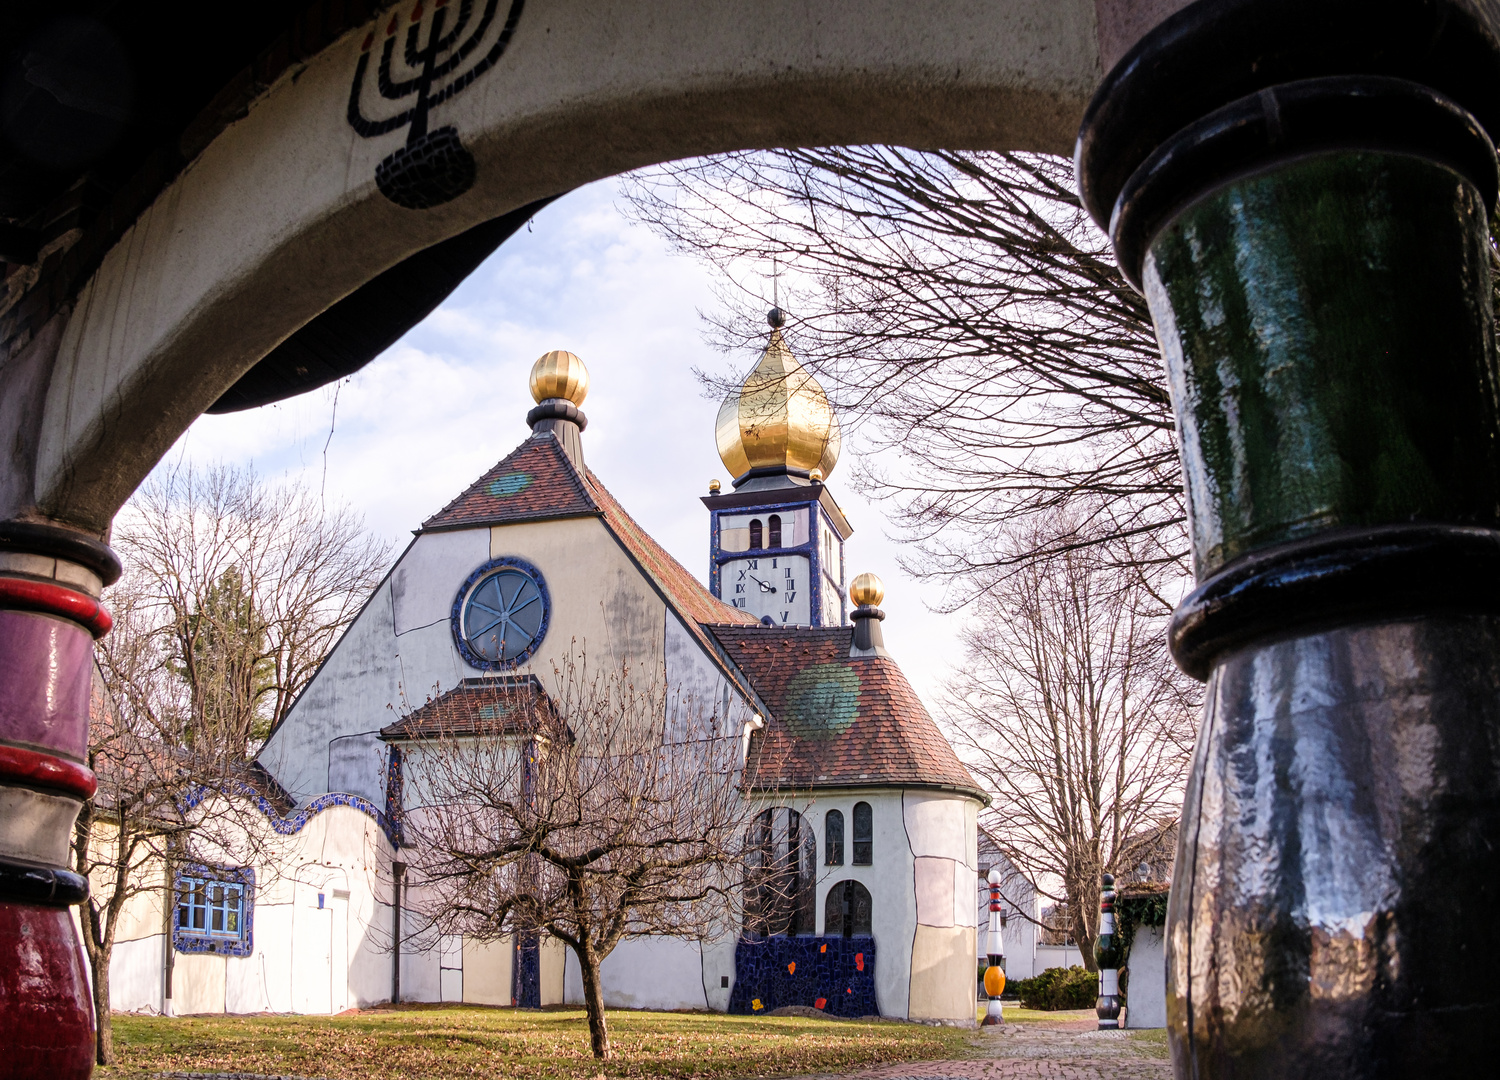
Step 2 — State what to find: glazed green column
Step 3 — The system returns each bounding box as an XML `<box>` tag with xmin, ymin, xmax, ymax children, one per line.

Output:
<box><xmin>1077</xmin><ymin>2</ymin><xmax>1500</xmax><ymax>1077</ymax></box>
<box><xmin>1150</xmin><ymin>152</ymin><xmax>1500</xmax><ymax>579</ymax></box>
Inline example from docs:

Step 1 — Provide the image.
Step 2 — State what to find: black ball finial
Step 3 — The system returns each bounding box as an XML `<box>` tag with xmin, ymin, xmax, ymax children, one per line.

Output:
<box><xmin>1102</xmin><ymin>873</ymin><xmax>1115</xmax><ymax>888</ymax></box>
<box><xmin>768</xmin><ymin>307</ymin><xmax>786</xmax><ymax>328</ymax></box>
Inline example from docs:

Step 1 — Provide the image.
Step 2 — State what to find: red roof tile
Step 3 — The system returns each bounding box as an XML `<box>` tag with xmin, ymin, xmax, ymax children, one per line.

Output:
<box><xmin>706</xmin><ymin>625</ymin><xmax>985</xmax><ymax>800</ymax></box>
<box><xmin>585</xmin><ymin>470</ymin><xmax>758</xmax><ymax>629</ymax></box>
<box><xmin>422</xmin><ymin>434</ymin><xmax>598</xmax><ymax>530</ymax></box>
<box><xmin>381</xmin><ymin>676</ymin><xmax>554</xmax><ymax>740</ymax></box>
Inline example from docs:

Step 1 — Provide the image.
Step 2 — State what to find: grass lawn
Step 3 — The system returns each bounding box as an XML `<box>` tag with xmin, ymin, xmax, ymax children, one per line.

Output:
<box><xmin>99</xmin><ymin>1003</ymin><xmax>977</xmax><ymax>1080</ymax></box>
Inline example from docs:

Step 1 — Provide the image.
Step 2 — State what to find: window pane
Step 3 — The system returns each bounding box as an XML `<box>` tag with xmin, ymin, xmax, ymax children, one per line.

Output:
<box><xmin>825</xmin><ymin>810</ymin><xmax>844</xmax><ymax>866</ymax></box>
<box><xmin>749</xmin><ymin>520</ymin><xmax>763</xmax><ymax>549</ymax></box>
<box><xmin>768</xmin><ymin>515</ymin><xmax>782</xmax><ymax>548</ymax></box>
<box><xmin>853</xmin><ymin>802</ymin><xmax>873</xmax><ymax>865</ymax></box>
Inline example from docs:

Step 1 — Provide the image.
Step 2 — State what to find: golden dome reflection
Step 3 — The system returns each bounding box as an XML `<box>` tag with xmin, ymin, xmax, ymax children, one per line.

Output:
<box><xmin>715</xmin><ymin>320</ymin><xmax>841</xmax><ymax>482</ymax></box>
<box><xmin>850</xmin><ymin>572</ymin><xmax>885</xmax><ymax>607</ymax></box>
<box><xmin>529</xmin><ymin>350</ymin><xmax>590</xmax><ymax>405</ymax></box>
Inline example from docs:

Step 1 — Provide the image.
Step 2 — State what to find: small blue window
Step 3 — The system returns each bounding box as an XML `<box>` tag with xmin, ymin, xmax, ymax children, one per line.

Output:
<box><xmin>174</xmin><ymin>865</ymin><xmax>254</xmax><ymax>956</ymax></box>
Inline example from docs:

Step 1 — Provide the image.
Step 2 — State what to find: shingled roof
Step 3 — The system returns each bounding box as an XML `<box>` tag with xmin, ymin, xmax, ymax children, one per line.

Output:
<box><xmin>706</xmin><ymin>625</ymin><xmax>986</xmax><ymax>801</ymax></box>
<box><xmin>422</xmin><ymin>433</ymin><xmax>598</xmax><ymax>530</ymax></box>
<box><xmin>380</xmin><ymin>676</ymin><xmax>555</xmax><ymax>740</ymax></box>
<box><xmin>585</xmin><ymin>471</ymin><xmax>759</xmax><ymax>629</ymax></box>
<box><xmin>422</xmin><ymin>430</ymin><xmax>756</xmax><ymax>632</ymax></box>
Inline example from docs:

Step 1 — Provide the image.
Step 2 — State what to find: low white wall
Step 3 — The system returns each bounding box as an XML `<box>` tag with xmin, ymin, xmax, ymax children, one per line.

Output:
<box><xmin>1033</xmin><ymin>944</ymin><xmax>1084</xmax><ymax>972</ymax></box>
<box><xmin>110</xmin><ymin>933</ymin><xmax>165</xmax><ymax>1012</ymax></box>
<box><xmin>563</xmin><ymin>936</ymin><xmax>708</xmax><ymax>1011</ymax></box>
<box><xmin>1125</xmin><ymin>925</ymin><xmax>1166</xmax><ymax>1029</ymax></box>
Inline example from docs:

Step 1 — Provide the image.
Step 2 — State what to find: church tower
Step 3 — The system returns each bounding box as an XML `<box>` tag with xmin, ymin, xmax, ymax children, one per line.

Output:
<box><xmin>704</xmin><ymin>309</ymin><xmax>853</xmax><ymax>626</ymax></box>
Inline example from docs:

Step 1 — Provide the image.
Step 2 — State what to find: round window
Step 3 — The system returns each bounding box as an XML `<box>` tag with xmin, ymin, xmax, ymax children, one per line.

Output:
<box><xmin>452</xmin><ymin>558</ymin><xmax>550</xmax><ymax>668</ymax></box>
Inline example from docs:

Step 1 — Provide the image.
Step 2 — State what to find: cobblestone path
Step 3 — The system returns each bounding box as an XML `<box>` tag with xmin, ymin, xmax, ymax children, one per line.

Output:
<box><xmin>786</xmin><ymin>1021</ymin><xmax>1172</xmax><ymax>1080</ymax></box>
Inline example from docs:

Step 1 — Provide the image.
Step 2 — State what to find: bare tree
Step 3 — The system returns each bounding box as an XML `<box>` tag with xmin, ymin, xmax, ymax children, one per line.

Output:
<box><xmin>400</xmin><ymin>652</ymin><xmax>768</xmax><ymax>1060</ymax></box>
<box><xmin>77</xmin><ymin>578</ymin><xmax>266</xmax><ymax>1064</ymax></box>
<box><xmin>74</xmin><ymin>463</ymin><xmax>390</xmax><ymax>1064</ymax></box>
<box><xmin>117</xmin><ymin>462</ymin><xmax>391</xmax><ymax>755</ymax></box>
<box><xmin>621</xmin><ymin>148</ymin><xmax>1181</xmax><ymax>596</ymax></box>
<box><xmin>945</xmin><ymin>506</ymin><xmax>1199</xmax><ymax>969</ymax></box>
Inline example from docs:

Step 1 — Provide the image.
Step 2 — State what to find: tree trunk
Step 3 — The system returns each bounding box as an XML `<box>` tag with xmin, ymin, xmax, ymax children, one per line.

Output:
<box><xmin>573</xmin><ymin>945</ymin><xmax>611</xmax><ymax>1059</ymax></box>
<box><xmin>91</xmin><ymin>942</ymin><xmax>114</xmax><ymax>1066</ymax></box>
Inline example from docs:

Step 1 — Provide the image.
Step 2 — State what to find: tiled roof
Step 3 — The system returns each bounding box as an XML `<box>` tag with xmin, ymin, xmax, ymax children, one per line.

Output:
<box><xmin>422</xmin><ymin>434</ymin><xmax>598</xmax><ymax>530</ymax></box>
<box><xmin>380</xmin><ymin>676</ymin><xmax>554</xmax><ymax>740</ymax></box>
<box><xmin>706</xmin><ymin>625</ymin><xmax>986</xmax><ymax>800</ymax></box>
<box><xmin>419</xmin><ymin>432</ymin><xmax>753</xmax><ymax>631</ymax></box>
<box><xmin>585</xmin><ymin>470</ymin><xmax>758</xmax><ymax>629</ymax></box>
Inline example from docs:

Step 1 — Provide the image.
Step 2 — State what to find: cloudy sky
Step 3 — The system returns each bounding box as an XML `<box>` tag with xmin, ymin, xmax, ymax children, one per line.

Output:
<box><xmin>158</xmin><ymin>179</ymin><xmax>965</xmax><ymax>710</ymax></box>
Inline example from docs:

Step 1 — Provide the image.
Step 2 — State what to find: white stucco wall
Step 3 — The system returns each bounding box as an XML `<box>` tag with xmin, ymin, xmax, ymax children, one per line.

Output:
<box><xmin>110</xmin><ymin>933</ymin><xmax>165</xmax><ymax>1013</ymax></box>
<box><xmin>1125</xmin><ymin>925</ymin><xmax>1166</xmax><ymax>1029</ymax></box>
<box><xmin>903</xmin><ymin>792</ymin><xmax>979</xmax><ymax>1024</ymax></box>
<box><xmin>563</xmin><ymin>936</ymin><xmax>709</xmax><ymax>1011</ymax></box>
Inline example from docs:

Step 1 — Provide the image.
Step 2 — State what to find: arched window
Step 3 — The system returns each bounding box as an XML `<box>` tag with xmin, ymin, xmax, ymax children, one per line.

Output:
<box><xmin>749</xmin><ymin>519</ymin><xmax>763</xmax><ymax>550</ymax></box>
<box><xmin>825</xmin><ymin>810</ymin><xmax>844</xmax><ymax>866</ymax></box>
<box><xmin>744</xmin><ymin>807</ymin><xmax>815</xmax><ymax>936</ymax></box>
<box><xmin>825</xmin><ymin>880</ymin><xmax>873</xmax><ymax>937</ymax></box>
<box><xmin>768</xmin><ymin>514</ymin><xmax>782</xmax><ymax>548</ymax></box>
<box><xmin>853</xmin><ymin>802</ymin><xmax>873</xmax><ymax>865</ymax></box>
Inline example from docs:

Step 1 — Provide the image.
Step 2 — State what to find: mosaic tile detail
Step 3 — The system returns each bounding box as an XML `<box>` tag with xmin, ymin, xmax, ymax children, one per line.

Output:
<box><xmin>184</xmin><ymin>782</ymin><xmax>402</xmax><ymax>848</ymax></box>
<box><xmin>729</xmin><ymin>935</ymin><xmax>878</xmax><ymax>1018</ymax></box>
<box><xmin>172</xmin><ymin>863</ymin><xmax>255</xmax><ymax>957</ymax></box>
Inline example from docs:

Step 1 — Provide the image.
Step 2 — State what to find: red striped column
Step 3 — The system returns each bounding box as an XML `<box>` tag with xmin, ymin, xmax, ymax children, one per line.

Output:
<box><xmin>0</xmin><ymin>522</ymin><xmax>119</xmax><ymax>1080</ymax></box>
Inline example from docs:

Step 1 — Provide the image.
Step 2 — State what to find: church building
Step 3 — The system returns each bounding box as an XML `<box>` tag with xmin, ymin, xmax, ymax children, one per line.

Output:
<box><xmin>106</xmin><ymin>315</ymin><xmax>987</xmax><ymax>1025</ymax></box>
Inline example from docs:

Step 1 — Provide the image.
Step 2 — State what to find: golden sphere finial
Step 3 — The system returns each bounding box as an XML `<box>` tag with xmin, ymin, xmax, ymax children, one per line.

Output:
<box><xmin>810</xmin><ymin>468</ymin><xmax>824</xmax><ymax>483</ymax></box>
<box><xmin>709</xmin><ymin>479</ymin><xmax>721</xmax><ymax>494</ymax></box>
<box><xmin>849</xmin><ymin>572</ymin><xmax>884</xmax><ymax>608</ymax></box>
<box><xmin>529</xmin><ymin>350</ymin><xmax>589</xmax><ymax>405</ymax></box>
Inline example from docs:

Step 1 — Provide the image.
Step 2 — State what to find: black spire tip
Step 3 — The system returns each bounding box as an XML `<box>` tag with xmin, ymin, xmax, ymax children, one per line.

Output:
<box><xmin>767</xmin><ymin>307</ymin><xmax>786</xmax><ymax>328</ymax></box>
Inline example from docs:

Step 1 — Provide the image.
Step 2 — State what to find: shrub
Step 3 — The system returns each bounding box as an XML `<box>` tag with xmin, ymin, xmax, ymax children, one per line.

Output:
<box><xmin>1009</xmin><ymin>965</ymin><xmax>1098</xmax><ymax>1010</ymax></box>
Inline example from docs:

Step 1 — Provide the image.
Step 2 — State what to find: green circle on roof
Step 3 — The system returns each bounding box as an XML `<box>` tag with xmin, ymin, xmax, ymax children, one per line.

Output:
<box><xmin>488</xmin><ymin>473</ymin><xmax>533</xmax><ymax>497</ymax></box>
<box><xmin>782</xmin><ymin>664</ymin><xmax>861</xmax><ymax>741</ymax></box>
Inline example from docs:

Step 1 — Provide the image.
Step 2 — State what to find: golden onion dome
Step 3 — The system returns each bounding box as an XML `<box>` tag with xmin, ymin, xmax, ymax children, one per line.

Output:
<box><xmin>715</xmin><ymin>318</ymin><xmax>841</xmax><ymax>482</ymax></box>
<box><xmin>849</xmin><ymin>572</ymin><xmax>885</xmax><ymax>608</ymax></box>
<box><xmin>529</xmin><ymin>350</ymin><xmax>590</xmax><ymax>405</ymax></box>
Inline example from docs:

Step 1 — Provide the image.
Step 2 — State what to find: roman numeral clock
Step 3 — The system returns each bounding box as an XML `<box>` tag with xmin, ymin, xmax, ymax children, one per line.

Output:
<box><xmin>705</xmin><ymin>309</ymin><xmax>854</xmax><ymax>628</ymax></box>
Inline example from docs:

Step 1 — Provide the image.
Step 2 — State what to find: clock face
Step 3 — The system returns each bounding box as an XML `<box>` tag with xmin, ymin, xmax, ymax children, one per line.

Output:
<box><xmin>452</xmin><ymin>557</ymin><xmax>550</xmax><ymax>668</ymax></box>
<box><xmin>724</xmin><ymin>554</ymin><xmax>810</xmax><ymax>625</ymax></box>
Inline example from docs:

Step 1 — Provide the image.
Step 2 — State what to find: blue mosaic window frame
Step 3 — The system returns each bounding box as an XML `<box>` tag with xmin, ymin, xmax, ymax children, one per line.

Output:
<box><xmin>173</xmin><ymin>863</ymin><xmax>254</xmax><ymax>957</ymax></box>
<box><xmin>451</xmin><ymin>556</ymin><xmax>551</xmax><ymax>670</ymax></box>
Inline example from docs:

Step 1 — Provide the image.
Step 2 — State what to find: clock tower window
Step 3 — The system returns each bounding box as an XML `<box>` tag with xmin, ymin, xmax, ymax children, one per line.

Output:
<box><xmin>768</xmin><ymin>514</ymin><xmax>782</xmax><ymax>548</ymax></box>
<box><xmin>749</xmin><ymin>519</ymin><xmax>763</xmax><ymax>550</ymax></box>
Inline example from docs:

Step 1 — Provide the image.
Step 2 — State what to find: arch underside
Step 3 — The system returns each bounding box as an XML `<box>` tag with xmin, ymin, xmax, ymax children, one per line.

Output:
<box><xmin>11</xmin><ymin>0</ymin><xmax>1124</xmax><ymax>533</ymax></box>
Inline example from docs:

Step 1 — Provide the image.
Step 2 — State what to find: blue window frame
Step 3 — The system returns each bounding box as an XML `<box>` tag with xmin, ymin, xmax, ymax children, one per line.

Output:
<box><xmin>173</xmin><ymin>864</ymin><xmax>254</xmax><ymax>956</ymax></box>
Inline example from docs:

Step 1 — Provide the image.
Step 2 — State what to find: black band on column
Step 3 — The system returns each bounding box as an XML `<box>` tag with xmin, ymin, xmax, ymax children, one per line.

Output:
<box><xmin>1076</xmin><ymin>0</ymin><xmax>1500</xmax><ymax>234</ymax></box>
<box><xmin>1170</xmin><ymin>524</ymin><xmax>1500</xmax><ymax>680</ymax></box>
<box><xmin>0</xmin><ymin>860</ymin><xmax>90</xmax><ymax>907</ymax></box>
<box><xmin>1109</xmin><ymin>76</ymin><xmax>1498</xmax><ymax>289</ymax></box>
<box><xmin>0</xmin><ymin>520</ymin><xmax>122</xmax><ymax>586</ymax></box>
<box><xmin>526</xmin><ymin>400</ymin><xmax>588</xmax><ymax>430</ymax></box>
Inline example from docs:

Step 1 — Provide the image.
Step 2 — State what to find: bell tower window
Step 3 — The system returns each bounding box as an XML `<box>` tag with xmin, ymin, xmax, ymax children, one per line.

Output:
<box><xmin>768</xmin><ymin>514</ymin><xmax>782</xmax><ymax>548</ymax></box>
<box><xmin>749</xmin><ymin>519</ymin><xmax>763</xmax><ymax>549</ymax></box>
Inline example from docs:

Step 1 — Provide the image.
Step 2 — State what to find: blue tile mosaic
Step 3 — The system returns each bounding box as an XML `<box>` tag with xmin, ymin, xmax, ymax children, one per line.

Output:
<box><xmin>172</xmin><ymin>863</ymin><xmax>255</xmax><ymax>957</ymax></box>
<box><xmin>729</xmin><ymin>935</ymin><xmax>878</xmax><ymax>1017</ymax></box>
<box><xmin>184</xmin><ymin>777</ymin><xmax>402</xmax><ymax>848</ymax></box>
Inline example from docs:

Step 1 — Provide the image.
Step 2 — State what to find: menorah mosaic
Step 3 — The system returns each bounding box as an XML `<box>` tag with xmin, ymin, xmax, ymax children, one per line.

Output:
<box><xmin>348</xmin><ymin>0</ymin><xmax>526</xmax><ymax>209</ymax></box>
<box><xmin>729</xmin><ymin>936</ymin><xmax>878</xmax><ymax>1018</ymax></box>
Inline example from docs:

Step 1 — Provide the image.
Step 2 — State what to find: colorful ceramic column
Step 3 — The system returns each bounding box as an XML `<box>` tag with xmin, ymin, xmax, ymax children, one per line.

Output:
<box><xmin>981</xmin><ymin>867</ymin><xmax>1005</xmax><ymax>1025</ymax></box>
<box><xmin>0</xmin><ymin>521</ymin><xmax>120</xmax><ymax>1079</ymax></box>
<box><xmin>1094</xmin><ymin>874</ymin><xmax>1121</xmax><ymax>1030</ymax></box>
<box><xmin>1076</xmin><ymin>1</ymin><xmax>1500</xmax><ymax>1075</ymax></box>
